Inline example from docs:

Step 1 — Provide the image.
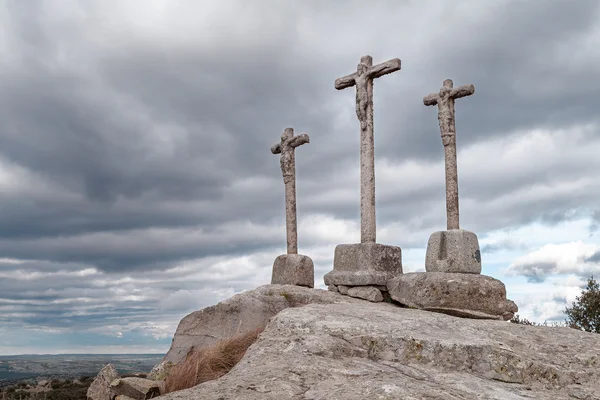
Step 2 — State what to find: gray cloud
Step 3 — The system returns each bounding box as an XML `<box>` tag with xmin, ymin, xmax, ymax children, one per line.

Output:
<box><xmin>511</xmin><ymin>261</ymin><xmax>558</xmax><ymax>283</ymax></box>
<box><xmin>584</xmin><ymin>251</ymin><xmax>600</xmax><ymax>263</ymax></box>
<box><xmin>1</xmin><ymin>0</ymin><xmax>600</xmax><ymax>351</ymax></box>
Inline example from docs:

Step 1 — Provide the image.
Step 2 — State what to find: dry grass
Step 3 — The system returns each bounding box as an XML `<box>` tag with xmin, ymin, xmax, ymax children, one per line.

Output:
<box><xmin>164</xmin><ymin>327</ymin><xmax>264</xmax><ymax>394</ymax></box>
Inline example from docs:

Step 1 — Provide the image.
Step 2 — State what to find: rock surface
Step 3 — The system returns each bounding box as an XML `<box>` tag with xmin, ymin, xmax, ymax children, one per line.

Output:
<box><xmin>159</xmin><ymin>301</ymin><xmax>600</xmax><ymax>400</ymax></box>
<box><xmin>271</xmin><ymin>254</ymin><xmax>314</xmax><ymax>288</ymax></box>
<box><xmin>147</xmin><ymin>360</ymin><xmax>173</xmax><ymax>381</ymax></box>
<box><xmin>86</xmin><ymin>364</ymin><xmax>119</xmax><ymax>400</ymax></box>
<box><xmin>163</xmin><ymin>284</ymin><xmax>364</xmax><ymax>364</ymax></box>
<box><xmin>110</xmin><ymin>377</ymin><xmax>160</xmax><ymax>400</ymax></box>
<box><xmin>324</xmin><ymin>243</ymin><xmax>402</xmax><ymax>286</ymax></box>
<box><xmin>347</xmin><ymin>286</ymin><xmax>383</xmax><ymax>302</ymax></box>
<box><xmin>425</xmin><ymin>229</ymin><xmax>482</xmax><ymax>273</ymax></box>
<box><xmin>388</xmin><ymin>272</ymin><xmax>518</xmax><ymax>320</ymax></box>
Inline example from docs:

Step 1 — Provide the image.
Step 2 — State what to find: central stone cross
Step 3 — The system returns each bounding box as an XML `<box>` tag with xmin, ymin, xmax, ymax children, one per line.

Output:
<box><xmin>424</xmin><ymin>79</ymin><xmax>475</xmax><ymax>230</ymax></box>
<box><xmin>335</xmin><ymin>55</ymin><xmax>401</xmax><ymax>243</ymax></box>
<box><xmin>324</xmin><ymin>55</ymin><xmax>403</xmax><ymax>294</ymax></box>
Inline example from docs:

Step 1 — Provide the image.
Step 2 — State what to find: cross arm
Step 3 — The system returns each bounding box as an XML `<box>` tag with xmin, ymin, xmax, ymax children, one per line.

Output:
<box><xmin>450</xmin><ymin>84</ymin><xmax>475</xmax><ymax>99</ymax></box>
<box><xmin>423</xmin><ymin>93</ymin><xmax>439</xmax><ymax>106</ymax></box>
<box><xmin>289</xmin><ymin>133</ymin><xmax>310</xmax><ymax>148</ymax></box>
<box><xmin>367</xmin><ymin>58</ymin><xmax>401</xmax><ymax>79</ymax></box>
<box><xmin>271</xmin><ymin>143</ymin><xmax>282</xmax><ymax>154</ymax></box>
<box><xmin>335</xmin><ymin>73</ymin><xmax>357</xmax><ymax>90</ymax></box>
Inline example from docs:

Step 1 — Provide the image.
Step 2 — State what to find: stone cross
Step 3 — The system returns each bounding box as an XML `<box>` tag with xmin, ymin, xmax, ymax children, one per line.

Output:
<box><xmin>271</xmin><ymin>127</ymin><xmax>310</xmax><ymax>255</ymax></box>
<box><xmin>335</xmin><ymin>55</ymin><xmax>401</xmax><ymax>243</ymax></box>
<box><xmin>424</xmin><ymin>79</ymin><xmax>475</xmax><ymax>230</ymax></box>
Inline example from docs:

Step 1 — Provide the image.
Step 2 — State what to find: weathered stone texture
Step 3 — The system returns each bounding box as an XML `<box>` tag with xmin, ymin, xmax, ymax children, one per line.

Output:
<box><xmin>147</xmin><ymin>360</ymin><xmax>173</xmax><ymax>381</ymax></box>
<box><xmin>110</xmin><ymin>377</ymin><xmax>160</xmax><ymax>400</ymax></box>
<box><xmin>271</xmin><ymin>254</ymin><xmax>314</xmax><ymax>288</ymax></box>
<box><xmin>159</xmin><ymin>302</ymin><xmax>600</xmax><ymax>399</ymax></box>
<box><xmin>86</xmin><ymin>364</ymin><xmax>119</xmax><ymax>400</ymax></box>
<box><xmin>335</xmin><ymin>55</ymin><xmax>401</xmax><ymax>243</ymax></box>
<box><xmin>162</xmin><ymin>284</ymin><xmax>363</xmax><ymax>364</ymax></box>
<box><xmin>388</xmin><ymin>272</ymin><xmax>518</xmax><ymax>320</ymax></box>
<box><xmin>425</xmin><ymin>229</ymin><xmax>482</xmax><ymax>273</ymax></box>
<box><xmin>347</xmin><ymin>286</ymin><xmax>383</xmax><ymax>302</ymax></box>
<box><xmin>424</xmin><ymin>79</ymin><xmax>475</xmax><ymax>230</ymax></box>
<box><xmin>271</xmin><ymin>127</ymin><xmax>310</xmax><ymax>255</ymax></box>
<box><xmin>324</xmin><ymin>243</ymin><xmax>402</xmax><ymax>286</ymax></box>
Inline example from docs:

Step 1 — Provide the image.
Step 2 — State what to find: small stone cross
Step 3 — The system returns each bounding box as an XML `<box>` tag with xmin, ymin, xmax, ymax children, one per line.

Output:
<box><xmin>424</xmin><ymin>79</ymin><xmax>475</xmax><ymax>230</ymax></box>
<box><xmin>271</xmin><ymin>127</ymin><xmax>310</xmax><ymax>255</ymax></box>
<box><xmin>335</xmin><ymin>55</ymin><xmax>401</xmax><ymax>243</ymax></box>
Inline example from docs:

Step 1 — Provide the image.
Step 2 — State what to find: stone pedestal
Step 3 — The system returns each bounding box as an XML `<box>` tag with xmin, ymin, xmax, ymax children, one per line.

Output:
<box><xmin>324</xmin><ymin>243</ymin><xmax>402</xmax><ymax>287</ymax></box>
<box><xmin>271</xmin><ymin>254</ymin><xmax>314</xmax><ymax>288</ymax></box>
<box><xmin>425</xmin><ymin>229</ymin><xmax>481</xmax><ymax>274</ymax></box>
<box><xmin>387</xmin><ymin>272</ymin><xmax>518</xmax><ymax>320</ymax></box>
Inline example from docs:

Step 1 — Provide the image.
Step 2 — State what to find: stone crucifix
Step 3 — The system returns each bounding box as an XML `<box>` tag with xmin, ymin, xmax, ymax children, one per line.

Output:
<box><xmin>335</xmin><ymin>55</ymin><xmax>401</xmax><ymax>243</ymax></box>
<box><xmin>271</xmin><ymin>127</ymin><xmax>310</xmax><ymax>254</ymax></box>
<box><xmin>424</xmin><ymin>79</ymin><xmax>474</xmax><ymax>231</ymax></box>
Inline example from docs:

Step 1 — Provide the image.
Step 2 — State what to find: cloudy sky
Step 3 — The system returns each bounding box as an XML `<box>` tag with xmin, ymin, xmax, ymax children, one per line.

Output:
<box><xmin>1</xmin><ymin>0</ymin><xmax>599</xmax><ymax>355</ymax></box>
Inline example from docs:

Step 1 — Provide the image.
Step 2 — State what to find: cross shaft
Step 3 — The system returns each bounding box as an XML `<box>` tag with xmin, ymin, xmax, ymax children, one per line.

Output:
<box><xmin>335</xmin><ymin>55</ymin><xmax>401</xmax><ymax>243</ymax></box>
<box><xmin>424</xmin><ymin>79</ymin><xmax>475</xmax><ymax>230</ymax></box>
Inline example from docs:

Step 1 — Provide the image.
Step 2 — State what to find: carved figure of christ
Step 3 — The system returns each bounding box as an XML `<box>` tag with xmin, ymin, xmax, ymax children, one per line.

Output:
<box><xmin>423</xmin><ymin>79</ymin><xmax>475</xmax><ymax>231</ymax></box>
<box><xmin>271</xmin><ymin>128</ymin><xmax>310</xmax><ymax>255</ymax></box>
<box><xmin>335</xmin><ymin>55</ymin><xmax>401</xmax><ymax>243</ymax></box>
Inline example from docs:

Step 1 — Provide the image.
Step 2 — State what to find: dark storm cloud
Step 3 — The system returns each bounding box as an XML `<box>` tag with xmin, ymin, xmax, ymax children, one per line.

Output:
<box><xmin>1</xmin><ymin>0</ymin><xmax>600</xmax><ymax>350</ymax></box>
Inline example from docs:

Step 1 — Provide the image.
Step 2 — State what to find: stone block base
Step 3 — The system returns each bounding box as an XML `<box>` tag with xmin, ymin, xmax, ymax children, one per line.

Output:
<box><xmin>425</xmin><ymin>229</ymin><xmax>481</xmax><ymax>274</ymax></box>
<box><xmin>387</xmin><ymin>272</ymin><xmax>518</xmax><ymax>320</ymax></box>
<box><xmin>271</xmin><ymin>254</ymin><xmax>314</xmax><ymax>288</ymax></box>
<box><xmin>323</xmin><ymin>243</ymin><xmax>402</xmax><ymax>286</ymax></box>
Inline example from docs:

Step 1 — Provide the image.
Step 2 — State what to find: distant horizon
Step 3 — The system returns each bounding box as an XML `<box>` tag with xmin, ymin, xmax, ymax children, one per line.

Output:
<box><xmin>0</xmin><ymin>353</ymin><xmax>165</xmax><ymax>358</ymax></box>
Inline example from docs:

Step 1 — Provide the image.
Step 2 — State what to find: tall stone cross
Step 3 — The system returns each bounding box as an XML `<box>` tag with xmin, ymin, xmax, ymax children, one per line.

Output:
<box><xmin>335</xmin><ymin>55</ymin><xmax>401</xmax><ymax>243</ymax></box>
<box><xmin>271</xmin><ymin>127</ymin><xmax>310</xmax><ymax>255</ymax></box>
<box><xmin>424</xmin><ymin>79</ymin><xmax>475</xmax><ymax>230</ymax></box>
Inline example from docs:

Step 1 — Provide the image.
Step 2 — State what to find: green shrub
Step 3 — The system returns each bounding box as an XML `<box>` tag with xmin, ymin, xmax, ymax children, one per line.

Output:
<box><xmin>565</xmin><ymin>276</ymin><xmax>600</xmax><ymax>333</ymax></box>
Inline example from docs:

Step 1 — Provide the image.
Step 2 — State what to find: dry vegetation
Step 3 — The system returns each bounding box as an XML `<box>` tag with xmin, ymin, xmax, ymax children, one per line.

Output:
<box><xmin>164</xmin><ymin>327</ymin><xmax>264</xmax><ymax>394</ymax></box>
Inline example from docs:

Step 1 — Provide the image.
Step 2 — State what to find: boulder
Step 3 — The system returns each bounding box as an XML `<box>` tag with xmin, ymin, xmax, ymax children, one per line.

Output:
<box><xmin>147</xmin><ymin>360</ymin><xmax>173</xmax><ymax>381</ymax></box>
<box><xmin>388</xmin><ymin>272</ymin><xmax>518</xmax><ymax>320</ymax></box>
<box><xmin>86</xmin><ymin>364</ymin><xmax>119</xmax><ymax>400</ymax></box>
<box><xmin>163</xmin><ymin>284</ymin><xmax>364</xmax><ymax>364</ymax></box>
<box><xmin>159</xmin><ymin>302</ymin><xmax>600</xmax><ymax>400</ymax></box>
<box><xmin>109</xmin><ymin>377</ymin><xmax>160</xmax><ymax>400</ymax></box>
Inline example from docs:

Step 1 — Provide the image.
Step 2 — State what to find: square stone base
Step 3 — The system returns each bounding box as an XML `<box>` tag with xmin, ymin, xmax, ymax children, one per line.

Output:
<box><xmin>271</xmin><ymin>254</ymin><xmax>314</xmax><ymax>288</ymax></box>
<box><xmin>323</xmin><ymin>243</ymin><xmax>402</xmax><ymax>286</ymax></box>
<box><xmin>425</xmin><ymin>229</ymin><xmax>481</xmax><ymax>274</ymax></box>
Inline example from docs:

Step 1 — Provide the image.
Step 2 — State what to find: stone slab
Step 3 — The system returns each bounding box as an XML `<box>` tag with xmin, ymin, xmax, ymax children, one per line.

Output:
<box><xmin>387</xmin><ymin>272</ymin><xmax>517</xmax><ymax>320</ymax></box>
<box><xmin>271</xmin><ymin>254</ymin><xmax>314</xmax><ymax>288</ymax></box>
<box><xmin>347</xmin><ymin>286</ymin><xmax>383</xmax><ymax>302</ymax></box>
<box><xmin>425</xmin><ymin>229</ymin><xmax>481</xmax><ymax>274</ymax></box>
<box><xmin>324</xmin><ymin>243</ymin><xmax>402</xmax><ymax>286</ymax></box>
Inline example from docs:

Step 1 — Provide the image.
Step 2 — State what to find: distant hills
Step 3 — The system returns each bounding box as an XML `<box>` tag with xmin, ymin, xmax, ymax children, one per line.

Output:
<box><xmin>0</xmin><ymin>354</ymin><xmax>163</xmax><ymax>386</ymax></box>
